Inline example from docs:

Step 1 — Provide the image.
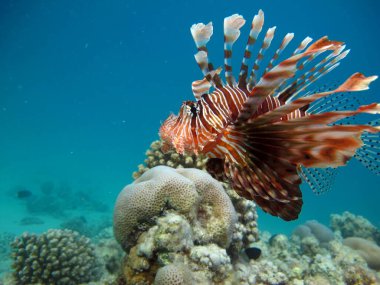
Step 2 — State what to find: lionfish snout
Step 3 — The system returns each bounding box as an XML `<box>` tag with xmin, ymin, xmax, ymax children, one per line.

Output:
<box><xmin>159</xmin><ymin>101</ymin><xmax>200</xmax><ymax>155</ymax></box>
<box><xmin>159</xmin><ymin>113</ymin><xmax>178</xmax><ymax>153</ymax></box>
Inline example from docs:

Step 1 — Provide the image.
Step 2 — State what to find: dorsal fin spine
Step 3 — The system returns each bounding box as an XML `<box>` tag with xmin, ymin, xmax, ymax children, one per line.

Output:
<box><xmin>223</xmin><ymin>14</ymin><xmax>246</xmax><ymax>87</ymax></box>
<box><xmin>238</xmin><ymin>10</ymin><xmax>265</xmax><ymax>88</ymax></box>
<box><xmin>264</xmin><ymin>33</ymin><xmax>294</xmax><ymax>74</ymax></box>
<box><xmin>247</xmin><ymin>26</ymin><xmax>277</xmax><ymax>90</ymax></box>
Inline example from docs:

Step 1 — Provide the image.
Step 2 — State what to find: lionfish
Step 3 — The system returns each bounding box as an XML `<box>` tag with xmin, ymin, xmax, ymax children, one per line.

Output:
<box><xmin>159</xmin><ymin>10</ymin><xmax>380</xmax><ymax>220</ymax></box>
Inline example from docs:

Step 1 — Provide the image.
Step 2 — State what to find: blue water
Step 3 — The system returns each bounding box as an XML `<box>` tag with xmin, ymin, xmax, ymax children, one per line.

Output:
<box><xmin>0</xmin><ymin>0</ymin><xmax>379</xmax><ymax>240</ymax></box>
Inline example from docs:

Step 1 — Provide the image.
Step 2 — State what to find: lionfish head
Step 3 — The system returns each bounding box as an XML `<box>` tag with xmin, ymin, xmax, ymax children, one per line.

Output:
<box><xmin>159</xmin><ymin>101</ymin><xmax>199</xmax><ymax>155</ymax></box>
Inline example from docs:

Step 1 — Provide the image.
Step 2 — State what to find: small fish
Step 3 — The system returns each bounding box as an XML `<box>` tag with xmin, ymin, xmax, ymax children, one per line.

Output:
<box><xmin>244</xmin><ymin>247</ymin><xmax>262</xmax><ymax>260</ymax></box>
<box><xmin>16</xmin><ymin>189</ymin><xmax>32</xmax><ymax>199</ymax></box>
<box><xmin>159</xmin><ymin>10</ymin><xmax>380</xmax><ymax>220</ymax></box>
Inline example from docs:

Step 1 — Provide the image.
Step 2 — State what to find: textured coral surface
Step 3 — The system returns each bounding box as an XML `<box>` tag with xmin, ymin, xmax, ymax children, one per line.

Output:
<box><xmin>133</xmin><ymin>140</ymin><xmax>208</xmax><ymax>179</ymax></box>
<box><xmin>114</xmin><ymin>166</ymin><xmax>237</xmax><ymax>250</ymax></box>
<box><xmin>11</xmin><ymin>229</ymin><xmax>100</xmax><ymax>285</ymax></box>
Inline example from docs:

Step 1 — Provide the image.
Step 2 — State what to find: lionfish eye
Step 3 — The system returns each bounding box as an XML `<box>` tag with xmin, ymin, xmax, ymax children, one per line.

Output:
<box><xmin>184</xmin><ymin>101</ymin><xmax>198</xmax><ymax>116</ymax></box>
<box><xmin>190</xmin><ymin>105</ymin><xmax>197</xmax><ymax>114</ymax></box>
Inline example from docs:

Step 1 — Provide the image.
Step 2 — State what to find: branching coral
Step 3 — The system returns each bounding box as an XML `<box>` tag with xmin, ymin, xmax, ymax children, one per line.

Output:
<box><xmin>133</xmin><ymin>140</ymin><xmax>208</xmax><ymax>179</ymax></box>
<box><xmin>11</xmin><ymin>229</ymin><xmax>101</xmax><ymax>285</ymax></box>
<box><xmin>225</xmin><ymin>186</ymin><xmax>259</xmax><ymax>251</ymax></box>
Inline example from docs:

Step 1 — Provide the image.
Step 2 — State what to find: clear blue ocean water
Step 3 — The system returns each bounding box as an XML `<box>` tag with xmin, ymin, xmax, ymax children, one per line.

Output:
<box><xmin>0</xmin><ymin>0</ymin><xmax>379</xmax><ymax>243</ymax></box>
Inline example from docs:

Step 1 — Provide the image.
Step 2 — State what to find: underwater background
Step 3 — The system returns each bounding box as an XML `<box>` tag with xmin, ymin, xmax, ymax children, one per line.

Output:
<box><xmin>0</xmin><ymin>0</ymin><xmax>380</xmax><ymax>282</ymax></box>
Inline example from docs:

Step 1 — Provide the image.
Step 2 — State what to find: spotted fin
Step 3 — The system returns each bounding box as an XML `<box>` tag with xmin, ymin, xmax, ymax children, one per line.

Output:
<box><xmin>249</xmin><ymin>73</ymin><xmax>378</xmax><ymax>126</ymax></box>
<box><xmin>299</xmin><ymin>167</ymin><xmax>338</xmax><ymax>195</ymax></box>
<box><xmin>355</xmin><ymin>119</ymin><xmax>380</xmax><ymax>175</ymax></box>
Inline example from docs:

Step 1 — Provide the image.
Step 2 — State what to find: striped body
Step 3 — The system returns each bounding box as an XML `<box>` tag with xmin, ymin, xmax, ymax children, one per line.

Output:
<box><xmin>159</xmin><ymin>10</ymin><xmax>380</xmax><ymax>221</ymax></box>
<box><xmin>161</xmin><ymin>86</ymin><xmax>305</xmax><ymax>164</ymax></box>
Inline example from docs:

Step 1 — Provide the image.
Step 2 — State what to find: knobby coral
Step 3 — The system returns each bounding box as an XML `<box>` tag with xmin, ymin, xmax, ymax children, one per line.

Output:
<box><xmin>133</xmin><ymin>140</ymin><xmax>208</xmax><ymax>179</ymax></box>
<box><xmin>11</xmin><ymin>229</ymin><xmax>101</xmax><ymax>285</ymax></box>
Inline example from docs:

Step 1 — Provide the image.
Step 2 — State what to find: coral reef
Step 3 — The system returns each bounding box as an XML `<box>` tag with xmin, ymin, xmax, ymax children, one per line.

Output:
<box><xmin>246</xmin><ymin>228</ymin><xmax>379</xmax><ymax>285</ymax></box>
<box><xmin>11</xmin><ymin>229</ymin><xmax>101</xmax><ymax>285</ymax></box>
<box><xmin>95</xmin><ymin>236</ymin><xmax>124</xmax><ymax>276</ymax></box>
<box><xmin>293</xmin><ymin>220</ymin><xmax>335</xmax><ymax>248</ymax></box>
<box><xmin>225</xmin><ymin>186</ymin><xmax>259</xmax><ymax>252</ymax></box>
<box><xmin>133</xmin><ymin>140</ymin><xmax>208</xmax><ymax>179</ymax></box>
<box><xmin>330</xmin><ymin>211</ymin><xmax>380</xmax><ymax>245</ymax></box>
<box><xmin>115</xmin><ymin>166</ymin><xmax>260</xmax><ymax>284</ymax></box>
<box><xmin>114</xmin><ymin>165</ymin><xmax>380</xmax><ymax>285</ymax></box>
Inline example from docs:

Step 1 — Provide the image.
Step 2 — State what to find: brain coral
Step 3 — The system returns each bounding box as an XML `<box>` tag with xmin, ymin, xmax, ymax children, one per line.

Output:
<box><xmin>11</xmin><ymin>229</ymin><xmax>100</xmax><ymax>285</ymax></box>
<box><xmin>154</xmin><ymin>263</ymin><xmax>193</xmax><ymax>285</ymax></box>
<box><xmin>114</xmin><ymin>166</ymin><xmax>237</xmax><ymax>250</ymax></box>
<box><xmin>133</xmin><ymin>140</ymin><xmax>208</xmax><ymax>179</ymax></box>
